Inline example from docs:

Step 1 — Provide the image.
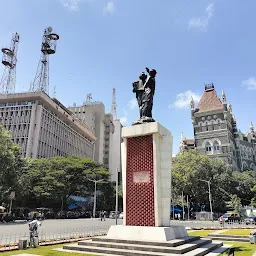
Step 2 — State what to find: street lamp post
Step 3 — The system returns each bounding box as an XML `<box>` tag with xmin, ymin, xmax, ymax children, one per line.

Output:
<box><xmin>88</xmin><ymin>178</ymin><xmax>104</xmax><ymax>219</ymax></box>
<box><xmin>199</xmin><ymin>179</ymin><xmax>213</xmax><ymax>221</ymax></box>
<box><xmin>115</xmin><ymin>168</ymin><xmax>118</xmax><ymax>225</ymax></box>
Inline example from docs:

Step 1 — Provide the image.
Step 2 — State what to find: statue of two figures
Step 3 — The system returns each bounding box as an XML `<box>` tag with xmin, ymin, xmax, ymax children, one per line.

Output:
<box><xmin>132</xmin><ymin>67</ymin><xmax>157</xmax><ymax>125</ymax></box>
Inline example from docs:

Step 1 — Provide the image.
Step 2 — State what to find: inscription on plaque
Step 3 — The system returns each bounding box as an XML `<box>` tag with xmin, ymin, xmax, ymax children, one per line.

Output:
<box><xmin>133</xmin><ymin>171</ymin><xmax>150</xmax><ymax>183</ymax></box>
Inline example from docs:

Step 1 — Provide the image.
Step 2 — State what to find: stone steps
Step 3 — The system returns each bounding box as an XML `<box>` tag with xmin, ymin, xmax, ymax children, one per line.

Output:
<box><xmin>207</xmin><ymin>235</ymin><xmax>248</xmax><ymax>242</ymax></box>
<box><xmin>206</xmin><ymin>244</ymin><xmax>233</xmax><ymax>256</ymax></box>
<box><xmin>182</xmin><ymin>242</ymin><xmax>223</xmax><ymax>256</ymax></box>
<box><xmin>91</xmin><ymin>236</ymin><xmax>199</xmax><ymax>247</ymax></box>
<box><xmin>78</xmin><ymin>238</ymin><xmax>211</xmax><ymax>254</ymax></box>
<box><xmin>62</xmin><ymin>237</ymin><xmax>224</xmax><ymax>256</ymax></box>
<box><xmin>208</xmin><ymin>234</ymin><xmax>249</xmax><ymax>239</ymax></box>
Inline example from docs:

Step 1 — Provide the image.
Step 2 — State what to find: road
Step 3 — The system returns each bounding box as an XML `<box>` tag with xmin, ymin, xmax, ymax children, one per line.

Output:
<box><xmin>0</xmin><ymin>218</ymin><xmax>123</xmax><ymax>244</ymax></box>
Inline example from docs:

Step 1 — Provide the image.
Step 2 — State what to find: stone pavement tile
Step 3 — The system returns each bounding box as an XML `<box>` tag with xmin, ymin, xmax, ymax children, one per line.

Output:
<box><xmin>210</xmin><ymin>229</ymin><xmax>228</xmax><ymax>235</ymax></box>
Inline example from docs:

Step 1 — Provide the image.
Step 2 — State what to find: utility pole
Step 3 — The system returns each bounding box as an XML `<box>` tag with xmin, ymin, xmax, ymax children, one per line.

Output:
<box><xmin>88</xmin><ymin>178</ymin><xmax>105</xmax><ymax>219</ymax></box>
<box><xmin>115</xmin><ymin>168</ymin><xmax>118</xmax><ymax>225</ymax></box>
<box><xmin>199</xmin><ymin>179</ymin><xmax>213</xmax><ymax>221</ymax></box>
<box><xmin>187</xmin><ymin>195</ymin><xmax>189</xmax><ymax>221</ymax></box>
<box><xmin>182</xmin><ymin>191</ymin><xmax>185</xmax><ymax>220</ymax></box>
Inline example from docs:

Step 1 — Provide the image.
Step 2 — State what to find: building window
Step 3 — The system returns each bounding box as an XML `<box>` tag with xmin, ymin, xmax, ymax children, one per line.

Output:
<box><xmin>213</xmin><ymin>142</ymin><xmax>220</xmax><ymax>151</ymax></box>
<box><xmin>205</xmin><ymin>142</ymin><xmax>212</xmax><ymax>153</ymax></box>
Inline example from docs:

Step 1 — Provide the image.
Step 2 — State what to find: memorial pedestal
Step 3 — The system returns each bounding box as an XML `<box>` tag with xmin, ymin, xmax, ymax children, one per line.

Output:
<box><xmin>107</xmin><ymin>122</ymin><xmax>188</xmax><ymax>241</ymax></box>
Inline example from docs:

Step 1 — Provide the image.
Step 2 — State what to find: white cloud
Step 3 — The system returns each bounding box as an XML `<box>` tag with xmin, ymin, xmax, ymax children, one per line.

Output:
<box><xmin>170</xmin><ymin>90</ymin><xmax>201</xmax><ymax>109</ymax></box>
<box><xmin>242</xmin><ymin>77</ymin><xmax>256</xmax><ymax>90</ymax></box>
<box><xmin>128</xmin><ymin>98</ymin><xmax>137</xmax><ymax>110</ymax></box>
<box><xmin>188</xmin><ymin>3</ymin><xmax>215</xmax><ymax>29</ymax></box>
<box><xmin>60</xmin><ymin>0</ymin><xmax>80</xmax><ymax>11</ymax></box>
<box><xmin>104</xmin><ymin>0</ymin><xmax>115</xmax><ymax>14</ymax></box>
<box><xmin>119</xmin><ymin>117</ymin><xmax>127</xmax><ymax>125</ymax></box>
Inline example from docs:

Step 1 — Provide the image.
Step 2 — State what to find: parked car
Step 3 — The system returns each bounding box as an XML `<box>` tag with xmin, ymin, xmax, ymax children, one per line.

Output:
<box><xmin>56</xmin><ymin>211</ymin><xmax>67</xmax><ymax>219</ymax></box>
<box><xmin>221</xmin><ymin>212</ymin><xmax>241</xmax><ymax>222</ymax></box>
<box><xmin>119</xmin><ymin>212</ymin><xmax>124</xmax><ymax>219</ymax></box>
<box><xmin>66</xmin><ymin>211</ymin><xmax>78</xmax><ymax>219</ymax></box>
<box><xmin>109</xmin><ymin>211</ymin><xmax>120</xmax><ymax>219</ymax></box>
<box><xmin>245</xmin><ymin>214</ymin><xmax>256</xmax><ymax>225</ymax></box>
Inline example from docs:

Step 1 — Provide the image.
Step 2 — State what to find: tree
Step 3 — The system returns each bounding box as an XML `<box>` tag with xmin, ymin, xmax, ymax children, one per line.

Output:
<box><xmin>20</xmin><ymin>156</ymin><xmax>112</xmax><ymax>210</ymax></box>
<box><xmin>226</xmin><ymin>194</ymin><xmax>242</xmax><ymax>213</ymax></box>
<box><xmin>0</xmin><ymin>125</ymin><xmax>27</xmax><ymax>203</ymax></box>
<box><xmin>172</xmin><ymin>150</ymin><xmax>233</xmax><ymax>212</ymax></box>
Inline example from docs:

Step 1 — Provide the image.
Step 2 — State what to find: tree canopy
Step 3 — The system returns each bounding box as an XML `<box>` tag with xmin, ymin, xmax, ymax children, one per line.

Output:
<box><xmin>18</xmin><ymin>156</ymin><xmax>113</xmax><ymax>210</ymax></box>
<box><xmin>172</xmin><ymin>150</ymin><xmax>256</xmax><ymax>212</ymax></box>
<box><xmin>0</xmin><ymin>125</ymin><xmax>27</xmax><ymax>203</ymax></box>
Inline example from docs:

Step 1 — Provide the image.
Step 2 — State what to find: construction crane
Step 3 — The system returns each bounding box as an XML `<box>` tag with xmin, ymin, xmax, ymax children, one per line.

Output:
<box><xmin>0</xmin><ymin>33</ymin><xmax>20</xmax><ymax>94</ymax></box>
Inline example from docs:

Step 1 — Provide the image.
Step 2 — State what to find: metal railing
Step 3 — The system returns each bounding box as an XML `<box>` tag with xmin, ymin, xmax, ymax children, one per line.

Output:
<box><xmin>171</xmin><ymin>220</ymin><xmax>256</xmax><ymax>229</ymax></box>
<box><xmin>0</xmin><ymin>225</ymin><xmax>110</xmax><ymax>251</ymax></box>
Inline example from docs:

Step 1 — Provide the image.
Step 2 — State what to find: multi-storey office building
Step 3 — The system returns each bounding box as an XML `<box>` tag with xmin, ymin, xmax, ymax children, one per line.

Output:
<box><xmin>69</xmin><ymin>102</ymin><xmax>106</xmax><ymax>164</ymax></box>
<box><xmin>0</xmin><ymin>92</ymin><xmax>96</xmax><ymax>159</ymax></box>
<box><xmin>69</xmin><ymin>102</ymin><xmax>122</xmax><ymax>181</ymax></box>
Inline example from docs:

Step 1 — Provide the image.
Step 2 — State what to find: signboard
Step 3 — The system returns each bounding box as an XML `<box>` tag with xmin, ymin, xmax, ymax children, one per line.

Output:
<box><xmin>10</xmin><ymin>191</ymin><xmax>15</xmax><ymax>199</ymax></box>
<box><xmin>133</xmin><ymin>171</ymin><xmax>150</xmax><ymax>183</ymax></box>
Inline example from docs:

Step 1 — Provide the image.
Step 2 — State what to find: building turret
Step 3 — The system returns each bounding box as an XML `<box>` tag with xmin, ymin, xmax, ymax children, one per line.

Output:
<box><xmin>190</xmin><ymin>97</ymin><xmax>195</xmax><ymax>118</ymax></box>
<box><xmin>179</xmin><ymin>132</ymin><xmax>186</xmax><ymax>153</ymax></box>
<box><xmin>190</xmin><ymin>97</ymin><xmax>194</xmax><ymax>110</ymax></box>
<box><xmin>250</xmin><ymin>121</ymin><xmax>255</xmax><ymax>134</ymax></box>
<box><xmin>221</xmin><ymin>90</ymin><xmax>226</xmax><ymax>104</ymax></box>
<box><xmin>228</xmin><ymin>102</ymin><xmax>232</xmax><ymax>113</ymax></box>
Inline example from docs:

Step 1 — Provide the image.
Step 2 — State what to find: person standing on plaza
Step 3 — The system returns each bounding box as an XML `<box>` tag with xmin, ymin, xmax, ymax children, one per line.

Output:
<box><xmin>29</xmin><ymin>218</ymin><xmax>41</xmax><ymax>248</ymax></box>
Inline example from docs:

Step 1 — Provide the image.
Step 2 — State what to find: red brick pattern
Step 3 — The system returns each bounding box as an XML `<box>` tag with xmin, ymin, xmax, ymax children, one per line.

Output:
<box><xmin>126</xmin><ymin>135</ymin><xmax>155</xmax><ymax>226</ymax></box>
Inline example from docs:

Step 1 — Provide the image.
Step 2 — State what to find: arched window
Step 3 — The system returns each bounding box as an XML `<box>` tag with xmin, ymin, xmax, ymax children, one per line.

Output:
<box><xmin>205</xmin><ymin>142</ymin><xmax>212</xmax><ymax>153</ymax></box>
<box><xmin>213</xmin><ymin>141</ymin><xmax>220</xmax><ymax>151</ymax></box>
<box><xmin>250</xmin><ymin>163</ymin><xmax>256</xmax><ymax>170</ymax></box>
<box><xmin>242</xmin><ymin>161</ymin><xmax>249</xmax><ymax>171</ymax></box>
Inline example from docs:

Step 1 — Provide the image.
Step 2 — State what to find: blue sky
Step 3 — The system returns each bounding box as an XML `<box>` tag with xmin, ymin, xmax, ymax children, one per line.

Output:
<box><xmin>0</xmin><ymin>0</ymin><xmax>256</xmax><ymax>155</ymax></box>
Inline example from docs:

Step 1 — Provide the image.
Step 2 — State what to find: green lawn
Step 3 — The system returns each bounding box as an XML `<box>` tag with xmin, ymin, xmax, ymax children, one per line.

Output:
<box><xmin>0</xmin><ymin>244</ymin><xmax>96</xmax><ymax>256</ymax></box>
<box><xmin>221</xmin><ymin>229</ymin><xmax>253</xmax><ymax>236</ymax></box>
<box><xmin>187</xmin><ymin>229</ymin><xmax>215</xmax><ymax>236</ymax></box>
<box><xmin>220</xmin><ymin>242</ymin><xmax>256</xmax><ymax>256</ymax></box>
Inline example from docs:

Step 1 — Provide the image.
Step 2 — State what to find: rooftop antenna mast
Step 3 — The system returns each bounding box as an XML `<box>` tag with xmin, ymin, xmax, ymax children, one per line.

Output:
<box><xmin>30</xmin><ymin>27</ymin><xmax>59</xmax><ymax>95</ymax></box>
<box><xmin>0</xmin><ymin>33</ymin><xmax>20</xmax><ymax>94</ymax></box>
<box><xmin>53</xmin><ymin>85</ymin><xmax>56</xmax><ymax>98</ymax></box>
<box><xmin>86</xmin><ymin>93</ymin><xmax>92</xmax><ymax>102</ymax></box>
<box><xmin>111</xmin><ymin>88</ymin><xmax>117</xmax><ymax>119</ymax></box>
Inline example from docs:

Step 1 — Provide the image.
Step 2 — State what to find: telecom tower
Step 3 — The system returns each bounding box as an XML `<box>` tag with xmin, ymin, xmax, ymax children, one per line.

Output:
<box><xmin>31</xmin><ymin>27</ymin><xmax>59</xmax><ymax>95</ymax></box>
<box><xmin>0</xmin><ymin>33</ymin><xmax>20</xmax><ymax>94</ymax></box>
<box><xmin>111</xmin><ymin>88</ymin><xmax>117</xmax><ymax>119</ymax></box>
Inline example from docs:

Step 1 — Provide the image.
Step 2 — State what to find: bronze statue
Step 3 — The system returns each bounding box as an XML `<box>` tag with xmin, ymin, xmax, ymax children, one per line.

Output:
<box><xmin>132</xmin><ymin>67</ymin><xmax>157</xmax><ymax>125</ymax></box>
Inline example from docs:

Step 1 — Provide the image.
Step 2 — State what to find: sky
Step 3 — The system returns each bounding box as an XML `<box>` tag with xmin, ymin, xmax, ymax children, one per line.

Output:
<box><xmin>0</xmin><ymin>0</ymin><xmax>256</xmax><ymax>155</ymax></box>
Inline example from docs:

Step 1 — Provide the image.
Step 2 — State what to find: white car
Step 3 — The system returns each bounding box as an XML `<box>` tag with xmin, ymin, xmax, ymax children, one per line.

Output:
<box><xmin>119</xmin><ymin>212</ymin><xmax>124</xmax><ymax>219</ymax></box>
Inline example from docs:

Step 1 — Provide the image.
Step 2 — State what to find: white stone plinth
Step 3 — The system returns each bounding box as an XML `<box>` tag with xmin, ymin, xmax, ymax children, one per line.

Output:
<box><xmin>121</xmin><ymin>122</ymin><xmax>173</xmax><ymax>227</ymax></box>
<box><xmin>107</xmin><ymin>225</ymin><xmax>188</xmax><ymax>242</ymax></box>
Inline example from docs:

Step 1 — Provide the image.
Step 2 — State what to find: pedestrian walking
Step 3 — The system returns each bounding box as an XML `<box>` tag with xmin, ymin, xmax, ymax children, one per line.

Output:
<box><xmin>219</xmin><ymin>215</ymin><xmax>224</xmax><ymax>227</ymax></box>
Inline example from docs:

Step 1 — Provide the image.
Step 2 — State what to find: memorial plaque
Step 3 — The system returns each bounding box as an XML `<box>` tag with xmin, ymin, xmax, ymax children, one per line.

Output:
<box><xmin>133</xmin><ymin>171</ymin><xmax>150</xmax><ymax>183</ymax></box>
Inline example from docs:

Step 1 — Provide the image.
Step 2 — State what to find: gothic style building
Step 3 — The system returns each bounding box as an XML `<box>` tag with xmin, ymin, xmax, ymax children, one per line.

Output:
<box><xmin>180</xmin><ymin>83</ymin><xmax>256</xmax><ymax>171</ymax></box>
